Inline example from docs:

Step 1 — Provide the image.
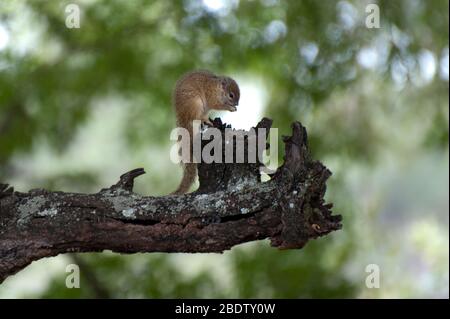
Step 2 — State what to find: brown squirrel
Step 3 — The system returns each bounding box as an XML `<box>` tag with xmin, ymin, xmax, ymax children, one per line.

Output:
<box><xmin>172</xmin><ymin>70</ymin><xmax>240</xmax><ymax>194</ymax></box>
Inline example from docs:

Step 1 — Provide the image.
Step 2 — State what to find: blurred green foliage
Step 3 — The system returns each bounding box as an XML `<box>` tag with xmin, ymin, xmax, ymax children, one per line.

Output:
<box><xmin>0</xmin><ymin>0</ymin><xmax>448</xmax><ymax>298</ymax></box>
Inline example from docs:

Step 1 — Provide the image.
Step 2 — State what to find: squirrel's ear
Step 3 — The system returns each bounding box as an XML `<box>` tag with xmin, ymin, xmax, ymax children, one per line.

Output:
<box><xmin>220</xmin><ymin>78</ymin><xmax>228</xmax><ymax>90</ymax></box>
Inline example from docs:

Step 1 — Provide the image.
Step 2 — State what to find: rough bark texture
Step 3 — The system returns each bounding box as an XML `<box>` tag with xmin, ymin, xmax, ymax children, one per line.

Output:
<box><xmin>0</xmin><ymin>118</ymin><xmax>342</xmax><ymax>283</ymax></box>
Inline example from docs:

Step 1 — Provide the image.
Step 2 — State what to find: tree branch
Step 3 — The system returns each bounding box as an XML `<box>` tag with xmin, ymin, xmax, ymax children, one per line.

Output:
<box><xmin>0</xmin><ymin>118</ymin><xmax>342</xmax><ymax>283</ymax></box>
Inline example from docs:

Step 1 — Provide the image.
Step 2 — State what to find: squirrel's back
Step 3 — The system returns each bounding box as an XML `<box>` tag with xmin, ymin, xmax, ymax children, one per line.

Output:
<box><xmin>173</xmin><ymin>70</ymin><xmax>217</xmax><ymax>106</ymax></box>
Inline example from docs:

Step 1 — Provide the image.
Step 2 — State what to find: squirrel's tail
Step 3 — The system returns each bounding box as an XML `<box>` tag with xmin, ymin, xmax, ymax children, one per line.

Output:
<box><xmin>171</xmin><ymin>119</ymin><xmax>200</xmax><ymax>195</ymax></box>
<box><xmin>172</xmin><ymin>162</ymin><xmax>197</xmax><ymax>194</ymax></box>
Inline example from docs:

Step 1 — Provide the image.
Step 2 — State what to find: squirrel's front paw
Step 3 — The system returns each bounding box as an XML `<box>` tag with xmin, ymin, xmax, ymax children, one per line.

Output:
<box><xmin>202</xmin><ymin>118</ymin><xmax>213</xmax><ymax>127</ymax></box>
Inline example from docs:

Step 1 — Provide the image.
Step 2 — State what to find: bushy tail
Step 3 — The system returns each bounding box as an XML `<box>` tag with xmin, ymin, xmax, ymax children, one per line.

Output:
<box><xmin>172</xmin><ymin>162</ymin><xmax>197</xmax><ymax>194</ymax></box>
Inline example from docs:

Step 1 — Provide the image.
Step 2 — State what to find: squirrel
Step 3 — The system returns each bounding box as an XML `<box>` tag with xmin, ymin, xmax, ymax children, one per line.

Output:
<box><xmin>172</xmin><ymin>70</ymin><xmax>240</xmax><ymax>194</ymax></box>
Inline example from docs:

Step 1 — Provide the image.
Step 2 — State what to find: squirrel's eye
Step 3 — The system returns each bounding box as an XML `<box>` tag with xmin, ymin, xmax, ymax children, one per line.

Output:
<box><xmin>229</xmin><ymin>93</ymin><xmax>234</xmax><ymax>98</ymax></box>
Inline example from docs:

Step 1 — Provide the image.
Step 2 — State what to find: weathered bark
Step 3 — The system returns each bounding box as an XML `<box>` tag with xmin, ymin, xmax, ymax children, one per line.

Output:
<box><xmin>0</xmin><ymin>118</ymin><xmax>342</xmax><ymax>283</ymax></box>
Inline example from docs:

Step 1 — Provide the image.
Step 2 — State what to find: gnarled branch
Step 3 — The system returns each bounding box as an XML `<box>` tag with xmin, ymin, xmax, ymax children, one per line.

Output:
<box><xmin>0</xmin><ymin>118</ymin><xmax>342</xmax><ymax>283</ymax></box>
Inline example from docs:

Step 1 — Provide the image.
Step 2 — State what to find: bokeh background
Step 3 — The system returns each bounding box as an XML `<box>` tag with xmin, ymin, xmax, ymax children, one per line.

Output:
<box><xmin>0</xmin><ymin>0</ymin><xmax>448</xmax><ymax>298</ymax></box>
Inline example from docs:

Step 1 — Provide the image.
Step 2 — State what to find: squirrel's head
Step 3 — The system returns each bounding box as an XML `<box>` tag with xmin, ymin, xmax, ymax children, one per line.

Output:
<box><xmin>220</xmin><ymin>77</ymin><xmax>240</xmax><ymax>112</ymax></box>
